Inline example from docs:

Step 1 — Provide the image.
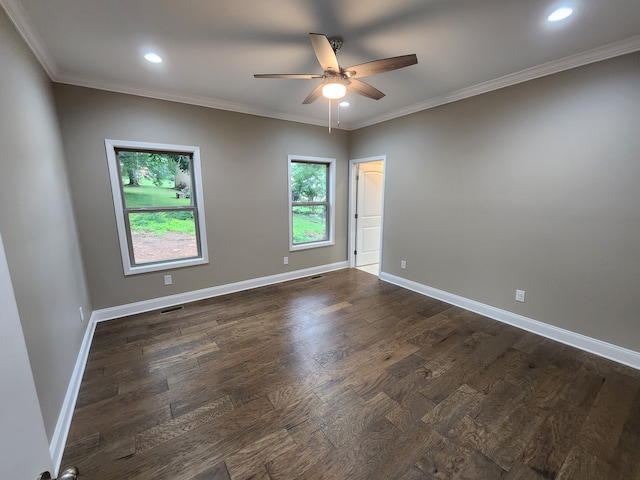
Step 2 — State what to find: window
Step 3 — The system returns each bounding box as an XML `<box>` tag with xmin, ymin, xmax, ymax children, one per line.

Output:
<box><xmin>288</xmin><ymin>155</ymin><xmax>336</xmax><ymax>250</ymax></box>
<box><xmin>105</xmin><ymin>139</ymin><xmax>208</xmax><ymax>275</ymax></box>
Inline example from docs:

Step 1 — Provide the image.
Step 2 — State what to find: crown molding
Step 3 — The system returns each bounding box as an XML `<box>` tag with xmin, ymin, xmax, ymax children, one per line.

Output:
<box><xmin>3</xmin><ymin>0</ymin><xmax>639</xmax><ymax>131</ymax></box>
<box><xmin>54</xmin><ymin>72</ymin><xmax>334</xmax><ymax>129</ymax></box>
<box><xmin>349</xmin><ymin>35</ymin><xmax>640</xmax><ymax>130</ymax></box>
<box><xmin>0</xmin><ymin>0</ymin><xmax>58</xmax><ymax>78</ymax></box>
<box><xmin>59</xmin><ymin>34</ymin><xmax>639</xmax><ymax>131</ymax></box>
<box><xmin>56</xmin><ymin>72</ymin><xmax>338</xmax><ymax>129</ymax></box>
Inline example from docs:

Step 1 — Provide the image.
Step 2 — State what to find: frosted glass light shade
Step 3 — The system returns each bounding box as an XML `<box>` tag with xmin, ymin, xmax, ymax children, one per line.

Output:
<box><xmin>322</xmin><ymin>82</ymin><xmax>347</xmax><ymax>99</ymax></box>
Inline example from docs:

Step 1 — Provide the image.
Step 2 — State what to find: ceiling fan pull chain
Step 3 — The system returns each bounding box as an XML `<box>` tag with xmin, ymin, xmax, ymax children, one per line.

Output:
<box><xmin>328</xmin><ymin>98</ymin><xmax>332</xmax><ymax>133</ymax></box>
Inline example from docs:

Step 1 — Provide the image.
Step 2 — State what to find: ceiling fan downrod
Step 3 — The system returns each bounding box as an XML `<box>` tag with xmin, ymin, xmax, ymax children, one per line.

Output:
<box><xmin>328</xmin><ymin>37</ymin><xmax>343</xmax><ymax>53</ymax></box>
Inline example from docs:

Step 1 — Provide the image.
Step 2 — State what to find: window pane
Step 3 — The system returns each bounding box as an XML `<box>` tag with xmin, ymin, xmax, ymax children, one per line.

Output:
<box><xmin>118</xmin><ymin>151</ymin><xmax>193</xmax><ymax>208</ymax></box>
<box><xmin>128</xmin><ymin>211</ymin><xmax>198</xmax><ymax>264</ymax></box>
<box><xmin>290</xmin><ymin>162</ymin><xmax>327</xmax><ymax>203</ymax></box>
<box><xmin>292</xmin><ymin>205</ymin><xmax>328</xmax><ymax>244</ymax></box>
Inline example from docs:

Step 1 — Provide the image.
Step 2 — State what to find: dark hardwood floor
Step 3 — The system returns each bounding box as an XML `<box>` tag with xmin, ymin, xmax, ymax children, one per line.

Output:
<box><xmin>61</xmin><ymin>269</ymin><xmax>640</xmax><ymax>479</ymax></box>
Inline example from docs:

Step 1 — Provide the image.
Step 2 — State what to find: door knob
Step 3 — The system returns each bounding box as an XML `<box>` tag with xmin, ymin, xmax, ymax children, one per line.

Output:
<box><xmin>37</xmin><ymin>466</ymin><xmax>78</xmax><ymax>480</ymax></box>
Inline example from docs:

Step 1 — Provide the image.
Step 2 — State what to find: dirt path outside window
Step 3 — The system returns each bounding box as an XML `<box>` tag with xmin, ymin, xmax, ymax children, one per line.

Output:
<box><xmin>131</xmin><ymin>231</ymin><xmax>198</xmax><ymax>263</ymax></box>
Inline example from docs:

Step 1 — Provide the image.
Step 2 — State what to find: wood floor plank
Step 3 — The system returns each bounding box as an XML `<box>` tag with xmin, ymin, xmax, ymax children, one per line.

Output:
<box><xmin>504</xmin><ymin>463</ymin><xmax>549</xmax><ymax>480</ymax></box>
<box><xmin>301</xmin><ymin>446</ymin><xmax>360</xmax><ymax>480</ymax></box>
<box><xmin>187</xmin><ymin>462</ymin><xmax>231</xmax><ymax>480</ymax></box>
<box><xmin>613</xmin><ymin>431</ymin><xmax>640</xmax><ymax>479</ymax></box>
<box><xmin>470</xmin><ymin>375</ymin><xmax>529</xmax><ymax>428</ymax></box>
<box><xmin>266</xmin><ymin>371</ymin><xmax>331</xmax><ymax>409</ymax></box>
<box><xmin>60</xmin><ymin>269</ymin><xmax>640</xmax><ymax>480</ymax></box>
<box><xmin>66</xmin><ymin>389</ymin><xmax>173</xmax><ymax>443</ymax></box>
<box><xmin>265</xmin><ymin>427</ymin><xmax>333</xmax><ymax>479</ymax></box>
<box><xmin>556</xmin><ymin>445</ymin><xmax>613</xmax><ymax>480</ymax></box>
<box><xmin>521</xmin><ymin>407</ymin><xmax>588</xmax><ymax>479</ymax></box>
<box><xmin>397</xmin><ymin>466</ymin><xmax>432</xmax><ymax>480</ymax></box>
<box><xmin>382</xmin><ymin>363</ymin><xmax>434</xmax><ymax>404</ymax></box>
<box><xmin>362</xmin><ymin>422</ymin><xmax>438</xmax><ymax>480</ymax></box>
<box><xmin>415</xmin><ymin>428</ymin><xmax>507</xmax><ymax>479</ymax></box>
<box><xmin>419</xmin><ymin>331</ymin><xmax>506</xmax><ymax>403</ymax></box>
<box><xmin>225</xmin><ymin>429</ymin><xmax>297</xmax><ymax>480</ymax></box>
<box><xmin>385</xmin><ymin>390</ymin><xmax>435</xmax><ymax>433</ymax></box>
<box><xmin>135</xmin><ymin>394</ymin><xmax>234</xmax><ymax>453</ymax></box>
<box><xmin>577</xmin><ymin>371</ymin><xmax>638</xmax><ymax>463</ymax></box>
<box><xmin>322</xmin><ymin>391</ymin><xmax>398</xmax><ymax>447</ymax></box>
<box><xmin>481</xmin><ymin>406</ymin><xmax>545</xmax><ymax>471</ymax></box>
<box><xmin>519</xmin><ymin>364</ymin><xmax>605</xmax><ymax>478</ymax></box>
<box><xmin>421</xmin><ymin>384</ymin><xmax>485</xmax><ymax>436</ymax></box>
<box><xmin>467</xmin><ymin>347</ymin><xmax>529</xmax><ymax>393</ymax></box>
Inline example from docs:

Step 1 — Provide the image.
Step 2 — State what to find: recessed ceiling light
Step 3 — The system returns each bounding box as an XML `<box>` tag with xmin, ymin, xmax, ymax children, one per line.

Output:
<box><xmin>339</xmin><ymin>101</ymin><xmax>350</xmax><ymax>107</ymax></box>
<box><xmin>547</xmin><ymin>6</ymin><xmax>573</xmax><ymax>22</ymax></box>
<box><xmin>144</xmin><ymin>52</ymin><xmax>163</xmax><ymax>63</ymax></box>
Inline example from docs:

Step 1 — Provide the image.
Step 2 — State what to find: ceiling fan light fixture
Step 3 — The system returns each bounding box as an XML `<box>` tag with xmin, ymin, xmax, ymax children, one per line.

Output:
<box><xmin>322</xmin><ymin>81</ymin><xmax>347</xmax><ymax>99</ymax></box>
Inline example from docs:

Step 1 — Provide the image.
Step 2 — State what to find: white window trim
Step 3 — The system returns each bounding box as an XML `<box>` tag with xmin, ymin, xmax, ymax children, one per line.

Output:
<box><xmin>288</xmin><ymin>155</ymin><xmax>336</xmax><ymax>251</ymax></box>
<box><xmin>105</xmin><ymin>139</ymin><xmax>209</xmax><ymax>275</ymax></box>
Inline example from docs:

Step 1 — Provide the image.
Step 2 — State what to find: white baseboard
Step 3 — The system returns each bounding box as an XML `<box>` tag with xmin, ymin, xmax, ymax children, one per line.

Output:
<box><xmin>49</xmin><ymin>314</ymin><xmax>97</xmax><ymax>473</ymax></box>
<box><xmin>379</xmin><ymin>272</ymin><xmax>640</xmax><ymax>371</ymax></box>
<box><xmin>93</xmin><ymin>261</ymin><xmax>349</xmax><ymax>322</ymax></box>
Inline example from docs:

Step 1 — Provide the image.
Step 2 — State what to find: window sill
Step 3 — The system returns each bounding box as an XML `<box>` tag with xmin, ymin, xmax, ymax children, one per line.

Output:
<box><xmin>289</xmin><ymin>240</ymin><xmax>335</xmax><ymax>252</ymax></box>
<box><xmin>124</xmin><ymin>256</ymin><xmax>208</xmax><ymax>276</ymax></box>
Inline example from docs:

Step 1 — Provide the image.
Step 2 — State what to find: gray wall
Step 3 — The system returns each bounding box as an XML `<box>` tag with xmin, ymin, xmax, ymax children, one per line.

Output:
<box><xmin>0</xmin><ymin>9</ymin><xmax>91</xmax><ymax>439</ymax></box>
<box><xmin>351</xmin><ymin>52</ymin><xmax>640</xmax><ymax>352</ymax></box>
<box><xmin>54</xmin><ymin>85</ymin><xmax>350</xmax><ymax>309</ymax></box>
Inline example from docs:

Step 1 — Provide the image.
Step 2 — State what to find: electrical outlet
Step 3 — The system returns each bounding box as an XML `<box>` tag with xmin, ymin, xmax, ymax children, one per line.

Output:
<box><xmin>401</xmin><ymin>260</ymin><xmax>407</xmax><ymax>269</ymax></box>
<box><xmin>164</xmin><ymin>274</ymin><xmax>172</xmax><ymax>286</ymax></box>
<box><xmin>515</xmin><ymin>289</ymin><xmax>525</xmax><ymax>302</ymax></box>
<box><xmin>283</xmin><ymin>256</ymin><xmax>289</xmax><ymax>265</ymax></box>
<box><xmin>78</xmin><ymin>306</ymin><xmax>84</xmax><ymax>323</ymax></box>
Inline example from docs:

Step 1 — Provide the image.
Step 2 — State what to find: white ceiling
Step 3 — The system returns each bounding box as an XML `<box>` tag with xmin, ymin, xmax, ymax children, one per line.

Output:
<box><xmin>3</xmin><ymin>0</ymin><xmax>640</xmax><ymax>130</ymax></box>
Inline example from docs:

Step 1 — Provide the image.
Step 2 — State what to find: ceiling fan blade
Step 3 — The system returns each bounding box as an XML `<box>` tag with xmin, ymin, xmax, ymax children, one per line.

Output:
<box><xmin>348</xmin><ymin>79</ymin><xmax>385</xmax><ymax>100</ymax></box>
<box><xmin>254</xmin><ymin>74</ymin><xmax>324</xmax><ymax>79</ymax></box>
<box><xmin>310</xmin><ymin>33</ymin><xmax>340</xmax><ymax>72</ymax></box>
<box><xmin>344</xmin><ymin>54</ymin><xmax>418</xmax><ymax>79</ymax></box>
<box><xmin>302</xmin><ymin>83</ymin><xmax>324</xmax><ymax>104</ymax></box>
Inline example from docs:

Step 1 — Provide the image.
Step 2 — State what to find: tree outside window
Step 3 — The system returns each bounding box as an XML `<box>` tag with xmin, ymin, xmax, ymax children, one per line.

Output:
<box><xmin>106</xmin><ymin>140</ymin><xmax>208</xmax><ymax>275</ymax></box>
<box><xmin>288</xmin><ymin>156</ymin><xmax>335</xmax><ymax>250</ymax></box>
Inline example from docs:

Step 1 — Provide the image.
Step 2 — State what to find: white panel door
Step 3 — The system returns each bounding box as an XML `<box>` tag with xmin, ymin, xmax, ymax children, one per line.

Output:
<box><xmin>0</xmin><ymin>234</ymin><xmax>54</xmax><ymax>477</ymax></box>
<box><xmin>356</xmin><ymin>161</ymin><xmax>383</xmax><ymax>267</ymax></box>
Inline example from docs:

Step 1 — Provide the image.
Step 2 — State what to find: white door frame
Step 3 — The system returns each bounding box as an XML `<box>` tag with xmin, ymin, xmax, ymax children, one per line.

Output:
<box><xmin>348</xmin><ymin>155</ymin><xmax>386</xmax><ymax>270</ymax></box>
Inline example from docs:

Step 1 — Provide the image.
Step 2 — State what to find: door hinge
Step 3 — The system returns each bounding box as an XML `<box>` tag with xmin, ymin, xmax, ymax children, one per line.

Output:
<box><xmin>354</xmin><ymin>250</ymin><xmax>357</xmax><ymax>255</ymax></box>
<box><xmin>355</xmin><ymin>213</ymin><xmax>358</xmax><ymax>219</ymax></box>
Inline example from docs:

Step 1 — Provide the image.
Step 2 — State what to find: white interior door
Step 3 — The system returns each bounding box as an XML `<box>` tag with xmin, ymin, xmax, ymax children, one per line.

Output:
<box><xmin>356</xmin><ymin>161</ymin><xmax>384</xmax><ymax>267</ymax></box>
<box><xmin>0</xmin><ymin>234</ymin><xmax>54</xmax><ymax>478</ymax></box>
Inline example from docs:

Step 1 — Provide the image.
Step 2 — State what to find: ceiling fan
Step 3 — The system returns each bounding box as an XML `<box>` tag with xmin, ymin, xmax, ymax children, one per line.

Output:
<box><xmin>254</xmin><ymin>33</ymin><xmax>418</xmax><ymax>104</ymax></box>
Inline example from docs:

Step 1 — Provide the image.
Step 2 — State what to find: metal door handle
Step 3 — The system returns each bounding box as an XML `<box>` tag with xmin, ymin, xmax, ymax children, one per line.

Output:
<box><xmin>37</xmin><ymin>466</ymin><xmax>78</xmax><ymax>480</ymax></box>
